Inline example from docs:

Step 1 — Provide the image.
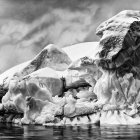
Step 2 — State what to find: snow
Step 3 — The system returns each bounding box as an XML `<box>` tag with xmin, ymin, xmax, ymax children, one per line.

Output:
<box><xmin>0</xmin><ymin>61</ymin><xmax>30</xmax><ymax>85</ymax></box>
<box><xmin>28</xmin><ymin>67</ymin><xmax>60</xmax><ymax>79</ymax></box>
<box><xmin>63</xmin><ymin>42</ymin><xmax>99</xmax><ymax>61</ymax></box>
<box><xmin>0</xmin><ymin>42</ymin><xmax>99</xmax><ymax>85</ymax></box>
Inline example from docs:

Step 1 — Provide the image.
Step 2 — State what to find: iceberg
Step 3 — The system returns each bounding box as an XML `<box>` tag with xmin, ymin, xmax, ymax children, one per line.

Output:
<box><xmin>1</xmin><ymin>10</ymin><xmax>140</xmax><ymax>126</ymax></box>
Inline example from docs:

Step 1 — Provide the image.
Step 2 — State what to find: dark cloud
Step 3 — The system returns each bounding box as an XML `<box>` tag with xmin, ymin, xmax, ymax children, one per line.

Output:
<box><xmin>0</xmin><ymin>0</ymin><xmax>140</xmax><ymax>73</ymax></box>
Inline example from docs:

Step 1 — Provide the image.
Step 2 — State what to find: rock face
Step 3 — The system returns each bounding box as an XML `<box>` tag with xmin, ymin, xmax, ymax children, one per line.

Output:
<box><xmin>96</xmin><ymin>10</ymin><xmax>140</xmax><ymax>77</ymax></box>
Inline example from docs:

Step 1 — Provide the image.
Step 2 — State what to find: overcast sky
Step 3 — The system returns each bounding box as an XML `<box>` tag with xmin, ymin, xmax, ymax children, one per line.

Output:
<box><xmin>0</xmin><ymin>0</ymin><xmax>140</xmax><ymax>73</ymax></box>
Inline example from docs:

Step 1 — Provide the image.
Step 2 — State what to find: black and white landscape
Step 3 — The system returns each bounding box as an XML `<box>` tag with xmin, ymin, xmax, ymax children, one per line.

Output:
<box><xmin>1</xmin><ymin>1</ymin><xmax>140</xmax><ymax>140</ymax></box>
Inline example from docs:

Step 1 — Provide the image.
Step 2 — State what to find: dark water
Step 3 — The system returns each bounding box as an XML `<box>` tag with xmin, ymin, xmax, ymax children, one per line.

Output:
<box><xmin>1</xmin><ymin>123</ymin><xmax>140</xmax><ymax>140</ymax></box>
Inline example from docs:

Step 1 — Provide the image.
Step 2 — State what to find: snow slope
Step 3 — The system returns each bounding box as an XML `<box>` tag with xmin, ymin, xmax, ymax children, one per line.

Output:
<box><xmin>0</xmin><ymin>42</ymin><xmax>98</xmax><ymax>85</ymax></box>
<box><xmin>63</xmin><ymin>42</ymin><xmax>99</xmax><ymax>61</ymax></box>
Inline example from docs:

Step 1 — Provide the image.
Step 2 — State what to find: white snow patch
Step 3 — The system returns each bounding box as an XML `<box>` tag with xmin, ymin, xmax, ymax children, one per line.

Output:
<box><xmin>63</xmin><ymin>42</ymin><xmax>99</xmax><ymax>61</ymax></box>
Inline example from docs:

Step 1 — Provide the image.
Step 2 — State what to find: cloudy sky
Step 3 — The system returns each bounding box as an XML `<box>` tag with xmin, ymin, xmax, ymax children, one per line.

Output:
<box><xmin>0</xmin><ymin>0</ymin><xmax>140</xmax><ymax>73</ymax></box>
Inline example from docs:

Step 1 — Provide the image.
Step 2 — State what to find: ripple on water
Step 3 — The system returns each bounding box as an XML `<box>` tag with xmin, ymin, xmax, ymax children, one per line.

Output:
<box><xmin>0</xmin><ymin>123</ymin><xmax>140</xmax><ymax>140</ymax></box>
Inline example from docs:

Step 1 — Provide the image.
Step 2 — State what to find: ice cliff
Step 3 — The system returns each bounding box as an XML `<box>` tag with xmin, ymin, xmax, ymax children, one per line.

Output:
<box><xmin>1</xmin><ymin>10</ymin><xmax>140</xmax><ymax>125</ymax></box>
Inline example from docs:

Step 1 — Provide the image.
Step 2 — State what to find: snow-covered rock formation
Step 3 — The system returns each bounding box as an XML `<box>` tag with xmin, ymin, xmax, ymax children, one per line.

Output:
<box><xmin>1</xmin><ymin>10</ymin><xmax>140</xmax><ymax>125</ymax></box>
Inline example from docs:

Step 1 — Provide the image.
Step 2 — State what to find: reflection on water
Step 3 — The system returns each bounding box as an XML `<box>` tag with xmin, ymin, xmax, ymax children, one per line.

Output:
<box><xmin>1</xmin><ymin>123</ymin><xmax>140</xmax><ymax>140</ymax></box>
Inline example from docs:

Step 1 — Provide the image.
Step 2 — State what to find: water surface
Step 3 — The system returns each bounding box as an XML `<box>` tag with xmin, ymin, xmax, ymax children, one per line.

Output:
<box><xmin>0</xmin><ymin>123</ymin><xmax>140</xmax><ymax>140</ymax></box>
